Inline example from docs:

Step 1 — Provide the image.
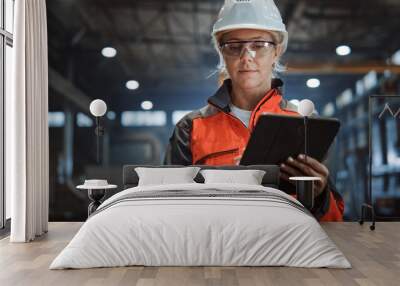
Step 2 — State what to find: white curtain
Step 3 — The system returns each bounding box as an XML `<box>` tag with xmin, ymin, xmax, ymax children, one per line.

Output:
<box><xmin>7</xmin><ymin>0</ymin><xmax>49</xmax><ymax>242</ymax></box>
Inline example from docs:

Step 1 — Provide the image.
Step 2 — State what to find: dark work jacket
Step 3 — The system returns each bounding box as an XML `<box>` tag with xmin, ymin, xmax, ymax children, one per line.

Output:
<box><xmin>164</xmin><ymin>79</ymin><xmax>344</xmax><ymax>221</ymax></box>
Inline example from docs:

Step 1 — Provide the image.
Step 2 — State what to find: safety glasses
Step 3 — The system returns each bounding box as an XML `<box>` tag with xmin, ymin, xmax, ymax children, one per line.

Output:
<box><xmin>220</xmin><ymin>40</ymin><xmax>276</xmax><ymax>58</ymax></box>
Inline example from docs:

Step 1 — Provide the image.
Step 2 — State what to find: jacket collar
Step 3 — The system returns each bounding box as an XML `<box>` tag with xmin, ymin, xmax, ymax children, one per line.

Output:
<box><xmin>207</xmin><ymin>78</ymin><xmax>284</xmax><ymax>113</ymax></box>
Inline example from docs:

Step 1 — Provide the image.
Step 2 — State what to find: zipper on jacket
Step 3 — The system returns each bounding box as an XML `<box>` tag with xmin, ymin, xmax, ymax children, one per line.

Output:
<box><xmin>208</xmin><ymin>88</ymin><xmax>277</xmax><ymax>133</ymax></box>
<box><xmin>208</xmin><ymin>102</ymin><xmax>251</xmax><ymax>132</ymax></box>
<box><xmin>248</xmin><ymin>89</ymin><xmax>276</xmax><ymax>131</ymax></box>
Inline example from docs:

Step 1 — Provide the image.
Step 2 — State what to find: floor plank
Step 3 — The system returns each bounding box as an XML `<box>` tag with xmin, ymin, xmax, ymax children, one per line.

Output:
<box><xmin>0</xmin><ymin>222</ymin><xmax>399</xmax><ymax>286</ymax></box>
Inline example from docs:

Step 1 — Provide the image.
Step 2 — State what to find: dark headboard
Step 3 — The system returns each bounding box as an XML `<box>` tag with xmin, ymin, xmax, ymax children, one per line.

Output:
<box><xmin>123</xmin><ymin>165</ymin><xmax>280</xmax><ymax>189</ymax></box>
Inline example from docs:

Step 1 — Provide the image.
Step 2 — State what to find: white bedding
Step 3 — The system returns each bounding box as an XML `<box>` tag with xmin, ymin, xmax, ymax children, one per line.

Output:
<box><xmin>50</xmin><ymin>183</ymin><xmax>351</xmax><ymax>269</ymax></box>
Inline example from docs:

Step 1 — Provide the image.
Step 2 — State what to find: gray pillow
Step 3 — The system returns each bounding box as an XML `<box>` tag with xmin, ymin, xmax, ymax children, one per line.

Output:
<box><xmin>200</xmin><ymin>169</ymin><xmax>266</xmax><ymax>185</ymax></box>
<box><xmin>135</xmin><ymin>167</ymin><xmax>201</xmax><ymax>186</ymax></box>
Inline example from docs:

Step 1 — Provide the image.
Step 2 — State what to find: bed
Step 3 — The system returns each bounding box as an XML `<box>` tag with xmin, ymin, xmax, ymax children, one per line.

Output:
<box><xmin>50</xmin><ymin>165</ymin><xmax>351</xmax><ymax>269</ymax></box>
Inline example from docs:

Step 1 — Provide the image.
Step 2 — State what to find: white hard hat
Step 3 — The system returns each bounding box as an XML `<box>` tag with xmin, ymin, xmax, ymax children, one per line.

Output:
<box><xmin>212</xmin><ymin>0</ymin><xmax>288</xmax><ymax>53</ymax></box>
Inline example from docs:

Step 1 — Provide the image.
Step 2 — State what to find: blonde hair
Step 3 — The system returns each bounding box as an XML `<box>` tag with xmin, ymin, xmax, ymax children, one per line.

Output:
<box><xmin>212</xmin><ymin>30</ymin><xmax>287</xmax><ymax>82</ymax></box>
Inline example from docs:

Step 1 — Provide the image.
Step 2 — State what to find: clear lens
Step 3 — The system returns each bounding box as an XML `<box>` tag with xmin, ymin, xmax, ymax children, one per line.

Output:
<box><xmin>224</xmin><ymin>43</ymin><xmax>243</xmax><ymax>56</ymax></box>
<box><xmin>221</xmin><ymin>41</ymin><xmax>275</xmax><ymax>57</ymax></box>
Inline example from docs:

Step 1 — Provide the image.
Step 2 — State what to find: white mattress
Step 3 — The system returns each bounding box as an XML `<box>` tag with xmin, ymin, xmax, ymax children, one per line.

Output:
<box><xmin>50</xmin><ymin>183</ymin><xmax>351</xmax><ymax>269</ymax></box>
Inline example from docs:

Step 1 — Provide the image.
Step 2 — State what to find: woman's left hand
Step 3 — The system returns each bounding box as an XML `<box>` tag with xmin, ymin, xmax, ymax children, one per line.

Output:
<box><xmin>279</xmin><ymin>154</ymin><xmax>329</xmax><ymax>197</ymax></box>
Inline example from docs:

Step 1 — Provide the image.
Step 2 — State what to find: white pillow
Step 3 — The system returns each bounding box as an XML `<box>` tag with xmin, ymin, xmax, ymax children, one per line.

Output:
<box><xmin>135</xmin><ymin>167</ymin><xmax>201</xmax><ymax>186</ymax></box>
<box><xmin>200</xmin><ymin>169</ymin><xmax>266</xmax><ymax>185</ymax></box>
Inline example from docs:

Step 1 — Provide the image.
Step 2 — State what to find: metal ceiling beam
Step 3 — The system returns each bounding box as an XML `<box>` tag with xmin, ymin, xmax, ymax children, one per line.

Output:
<box><xmin>135</xmin><ymin>6</ymin><xmax>165</xmax><ymax>42</ymax></box>
<box><xmin>166</xmin><ymin>5</ymin><xmax>197</xmax><ymax>65</ymax></box>
<box><xmin>282</xmin><ymin>1</ymin><xmax>298</xmax><ymax>27</ymax></box>
<box><xmin>76</xmin><ymin>1</ymin><xmax>137</xmax><ymax>78</ymax></box>
<box><xmin>102</xmin><ymin>0</ymin><xmax>220</xmax><ymax>14</ymax></box>
<box><xmin>192</xmin><ymin>1</ymin><xmax>203</xmax><ymax>65</ymax></box>
<box><xmin>162</xmin><ymin>4</ymin><xmax>179</xmax><ymax>68</ymax></box>
<box><xmin>49</xmin><ymin>67</ymin><xmax>91</xmax><ymax>112</ymax></box>
<box><xmin>286</xmin><ymin>1</ymin><xmax>306</xmax><ymax>37</ymax></box>
<box><xmin>131</xmin><ymin>2</ymin><xmax>160</xmax><ymax>76</ymax></box>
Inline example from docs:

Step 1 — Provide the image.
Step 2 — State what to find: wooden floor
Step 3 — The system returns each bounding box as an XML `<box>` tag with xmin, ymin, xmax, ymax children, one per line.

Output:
<box><xmin>0</xmin><ymin>222</ymin><xmax>399</xmax><ymax>286</ymax></box>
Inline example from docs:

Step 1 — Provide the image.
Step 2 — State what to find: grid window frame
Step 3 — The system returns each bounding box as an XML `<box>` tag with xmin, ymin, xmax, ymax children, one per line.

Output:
<box><xmin>0</xmin><ymin>0</ymin><xmax>14</xmax><ymax>230</ymax></box>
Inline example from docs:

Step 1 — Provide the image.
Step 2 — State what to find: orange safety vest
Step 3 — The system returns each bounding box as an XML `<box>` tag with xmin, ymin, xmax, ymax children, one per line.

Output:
<box><xmin>165</xmin><ymin>79</ymin><xmax>344</xmax><ymax>221</ymax></box>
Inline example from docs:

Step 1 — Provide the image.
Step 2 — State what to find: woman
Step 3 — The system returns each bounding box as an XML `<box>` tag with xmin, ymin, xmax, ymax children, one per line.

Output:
<box><xmin>164</xmin><ymin>0</ymin><xmax>344</xmax><ymax>221</ymax></box>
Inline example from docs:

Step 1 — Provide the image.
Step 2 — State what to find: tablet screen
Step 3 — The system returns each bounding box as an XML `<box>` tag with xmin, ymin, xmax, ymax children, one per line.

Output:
<box><xmin>240</xmin><ymin>114</ymin><xmax>340</xmax><ymax>165</ymax></box>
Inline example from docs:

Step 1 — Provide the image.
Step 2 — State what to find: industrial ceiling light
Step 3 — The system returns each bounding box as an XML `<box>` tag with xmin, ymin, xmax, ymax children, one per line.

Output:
<box><xmin>392</xmin><ymin>50</ymin><xmax>400</xmax><ymax>65</ymax></box>
<box><xmin>141</xmin><ymin>101</ymin><xmax>153</xmax><ymax>110</ymax></box>
<box><xmin>306</xmin><ymin>78</ymin><xmax>320</xmax><ymax>88</ymax></box>
<box><xmin>126</xmin><ymin>80</ymin><xmax>140</xmax><ymax>90</ymax></box>
<box><xmin>336</xmin><ymin>45</ymin><xmax>351</xmax><ymax>56</ymax></box>
<box><xmin>101</xmin><ymin>47</ymin><xmax>117</xmax><ymax>58</ymax></box>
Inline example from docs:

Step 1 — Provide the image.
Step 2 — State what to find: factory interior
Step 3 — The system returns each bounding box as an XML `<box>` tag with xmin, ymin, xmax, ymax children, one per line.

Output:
<box><xmin>42</xmin><ymin>0</ymin><xmax>400</xmax><ymax>222</ymax></box>
<box><xmin>2</xmin><ymin>0</ymin><xmax>400</xmax><ymax>225</ymax></box>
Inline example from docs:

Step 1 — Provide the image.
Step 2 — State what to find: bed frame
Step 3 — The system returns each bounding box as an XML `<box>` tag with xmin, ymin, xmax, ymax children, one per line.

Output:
<box><xmin>122</xmin><ymin>165</ymin><xmax>280</xmax><ymax>189</ymax></box>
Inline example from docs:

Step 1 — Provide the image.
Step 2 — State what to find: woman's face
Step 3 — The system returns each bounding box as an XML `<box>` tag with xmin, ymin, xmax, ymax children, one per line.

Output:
<box><xmin>219</xmin><ymin>29</ymin><xmax>282</xmax><ymax>91</ymax></box>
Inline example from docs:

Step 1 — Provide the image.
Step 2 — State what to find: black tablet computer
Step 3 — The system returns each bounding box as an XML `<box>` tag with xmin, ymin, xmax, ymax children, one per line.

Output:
<box><xmin>240</xmin><ymin>114</ymin><xmax>340</xmax><ymax>165</ymax></box>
